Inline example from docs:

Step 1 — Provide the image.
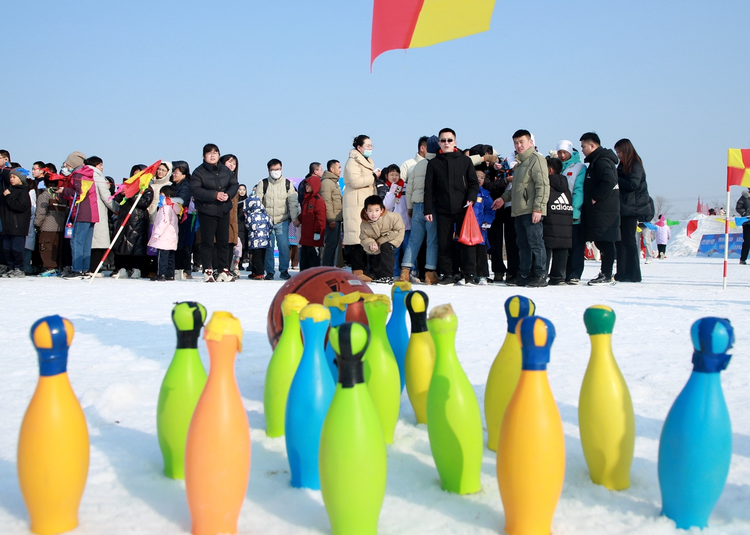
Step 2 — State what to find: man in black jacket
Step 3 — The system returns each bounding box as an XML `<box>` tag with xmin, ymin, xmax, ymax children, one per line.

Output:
<box><xmin>190</xmin><ymin>143</ymin><xmax>239</xmax><ymax>282</ymax></box>
<box><xmin>580</xmin><ymin>132</ymin><xmax>620</xmax><ymax>285</ymax></box>
<box><xmin>424</xmin><ymin>128</ymin><xmax>479</xmax><ymax>285</ymax></box>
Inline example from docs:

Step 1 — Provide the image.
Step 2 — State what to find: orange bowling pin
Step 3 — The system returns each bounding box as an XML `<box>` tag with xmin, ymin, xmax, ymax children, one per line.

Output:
<box><xmin>18</xmin><ymin>315</ymin><xmax>89</xmax><ymax>535</ymax></box>
<box><xmin>185</xmin><ymin>312</ymin><xmax>250</xmax><ymax>535</ymax></box>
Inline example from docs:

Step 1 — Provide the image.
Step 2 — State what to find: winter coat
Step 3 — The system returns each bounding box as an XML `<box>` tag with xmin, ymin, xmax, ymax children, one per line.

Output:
<box><xmin>92</xmin><ymin>167</ymin><xmax>117</xmax><ymax>249</ymax></box>
<box><xmin>582</xmin><ymin>147</ymin><xmax>621</xmax><ymax>242</ymax></box>
<box><xmin>400</xmin><ymin>153</ymin><xmax>424</xmax><ymax>182</ymax></box>
<box><xmin>543</xmin><ymin>173</ymin><xmax>573</xmax><ymax>249</ymax></box>
<box><xmin>244</xmin><ymin>193</ymin><xmax>272</xmax><ymax>249</ymax></box>
<box><xmin>501</xmin><ymin>147</ymin><xmax>549</xmax><ymax>217</ymax></box>
<box><xmin>319</xmin><ymin>170</ymin><xmax>343</xmax><ymax>222</ymax></box>
<box><xmin>237</xmin><ymin>193</ymin><xmax>247</xmax><ymax>236</ymax></box>
<box><xmin>406</xmin><ymin>154</ymin><xmax>434</xmax><ymax>208</ymax></box>
<box><xmin>472</xmin><ymin>186</ymin><xmax>496</xmax><ymax>247</ymax></box>
<box><xmin>113</xmin><ymin>187</ymin><xmax>154</xmax><ymax>256</ymax></box>
<box><xmin>655</xmin><ymin>217</ymin><xmax>671</xmax><ymax>245</ymax></box>
<box><xmin>299</xmin><ymin>175</ymin><xmax>326</xmax><ymax>247</ymax></box>
<box><xmin>64</xmin><ymin>166</ymin><xmax>99</xmax><ymax>224</ymax></box>
<box><xmin>617</xmin><ymin>160</ymin><xmax>651</xmax><ymax>219</ymax></box>
<box><xmin>375</xmin><ymin>176</ymin><xmax>389</xmax><ymax>199</ymax></box>
<box><xmin>384</xmin><ymin>180</ymin><xmax>411</xmax><ymax>230</ymax></box>
<box><xmin>343</xmin><ymin>149</ymin><xmax>377</xmax><ymax>245</ymax></box>
<box><xmin>562</xmin><ymin>150</ymin><xmax>586</xmax><ymax>222</ymax></box>
<box><xmin>147</xmin><ymin>161</ymin><xmax>172</xmax><ymax>223</ymax></box>
<box><xmin>736</xmin><ymin>190</ymin><xmax>750</xmax><ymax>226</ymax></box>
<box><xmin>191</xmin><ymin>161</ymin><xmax>238</xmax><ymax>217</ymax></box>
<box><xmin>229</xmin><ymin>192</ymin><xmax>239</xmax><ymax>244</ymax></box>
<box><xmin>148</xmin><ymin>198</ymin><xmax>182</xmax><ymax>251</ymax></box>
<box><xmin>360</xmin><ymin>210</ymin><xmax>405</xmax><ymax>254</ymax></box>
<box><xmin>25</xmin><ymin>189</ymin><xmax>37</xmax><ymax>249</ymax></box>
<box><xmin>424</xmin><ymin>150</ymin><xmax>479</xmax><ymax>217</ymax></box>
<box><xmin>0</xmin><ymin>183</ymin><xmax>32</xmax><ymax>236</ymax></box>
<box><xmin>254</xmin><ymin>175</ymin><xmax>299</xmax><ymax>226</ymax></box>
<box><xmin>34</xmin><ymin>187</ymin><xmax>68</xmax><ymax>233</ymax></box>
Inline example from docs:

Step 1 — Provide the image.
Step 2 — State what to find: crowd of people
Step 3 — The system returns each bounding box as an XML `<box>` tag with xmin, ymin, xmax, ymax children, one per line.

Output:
<box><xmin>0</xmin><ymin>131</ymin><xmax>658</xmax><ymax>285</ymax></box>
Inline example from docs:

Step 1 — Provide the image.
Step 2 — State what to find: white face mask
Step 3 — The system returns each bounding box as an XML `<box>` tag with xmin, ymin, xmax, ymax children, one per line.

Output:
<box><xmin>270</xmin><ymin>170</ymin><xmax>282</xmax><ymax>179</ymax></box>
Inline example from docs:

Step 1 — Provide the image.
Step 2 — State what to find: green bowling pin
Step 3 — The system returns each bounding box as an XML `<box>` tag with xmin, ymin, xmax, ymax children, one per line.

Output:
<box><xmin>363</xmin><ymin>294</ymin><xmax>401</xmax><ymax>444</ymax></box>
<box><xmin>264</xmin><ymin>293</ymin><xmax>309</xmax><ymax>438</ymax></box>
<box><xmin>156</xmin><ymin>301</ymin><xmax>208</xmax><ymax>479</ymax></box>
<box><xmin>320</xmin><ymin>323</ymin><xmax>387</xmax><ymax>535</ymax></box>
<box><xmin>426</xmin><ymin>304</ymin><xmax>483</xmax><ymax>494</ymax></box>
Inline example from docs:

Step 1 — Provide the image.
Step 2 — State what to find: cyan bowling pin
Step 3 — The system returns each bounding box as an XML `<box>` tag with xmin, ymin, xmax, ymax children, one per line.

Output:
<box><xmin>386</xmin><ymin>281</ymin><xmax>411</xmax><ymax>393</ymax></box>
<box><xmin>323</xmin><ymin>291</ymin><xmax>361</xmax><ymax>382</ymax></box>
<box><xmin>579</xmin><ymin>305</ymin><xmax>635</xmax><ymax>490</ymax></box>
<box><xmin>498</xmin><ymin>316</ymin><xmax>564</xmax><ymax>535</ymax></box>
<box><xmin>404</xmin><ymin>290</ymin><xmax>435</xmax><ymax>425</ymax></box>
<box><xmin>264</xmin><ymin>293</ymin><xmax>308</xmax><ymax>438</ymax></box>
<box><xmin>363</xmin><ymin>294</ymin><xmax>401</xmax><ymax>444</ymax></box>
<box><xmin>484</xmin><ymin>295</ymin><xmax>535</xmax><ymax>451</ymax></box>
<box><xmin>658</xmin><ymin>317</ymin><xmax>734</xmax><ymax>530</ymax></box>
<box><xmin>320</xmin><ymin>323</ymin><xmax>387</xmax><ymax>535</ymax></box>
<box><xmin>426</xmin><ymin>304</ymin><xmax>483</xmax><ymax>494</ymax></box>
<box><xmin>185</xmin><ymin>311</ymin><xmax>249</xmax><ymax>535</ymax></box>
<box><xmin>285</xmin><ymin>304</ymin><xmax>335</xmax><ymax>489</ymax></box>
<box><xmin>157</xmin><ymin>301</ymin><xmax>208</xmax><ymax>479</ymax></box>
<box><xmin>18</xmin><ymin>315</ymin><xmax>89</xmax><ymax>535</ymax></box>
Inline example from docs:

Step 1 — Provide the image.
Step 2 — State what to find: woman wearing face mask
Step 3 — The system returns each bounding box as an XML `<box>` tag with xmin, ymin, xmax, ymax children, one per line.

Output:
<box><xmin>343</xmin><ymin>134</ymin><xmax>381</xmax><ymax>282</ymax></box>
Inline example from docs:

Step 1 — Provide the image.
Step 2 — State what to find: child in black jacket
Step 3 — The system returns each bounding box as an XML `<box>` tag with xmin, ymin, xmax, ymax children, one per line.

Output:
<box><xmin>0</xmin><ymin>169</ymin><xmax>32</xmax><ymax>277</ymax></box>
<box><xmin>543</xmin><ymin>158</ymin><xmax>573</xmax><ymax>285</ymax></box>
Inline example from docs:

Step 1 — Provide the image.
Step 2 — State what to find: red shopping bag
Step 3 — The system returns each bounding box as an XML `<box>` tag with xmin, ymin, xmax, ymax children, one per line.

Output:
<box><xmin>458</xmin><ymin>206</ymin><xmax>483</xmax><ymax>246</ymax></box>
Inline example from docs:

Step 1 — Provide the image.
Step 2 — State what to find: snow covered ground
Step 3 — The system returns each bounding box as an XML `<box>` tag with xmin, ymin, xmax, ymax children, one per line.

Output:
<box><xmin>1</xmin><ymin>255</ymin><xmax>750</xmax><ymax>535</ymax></box>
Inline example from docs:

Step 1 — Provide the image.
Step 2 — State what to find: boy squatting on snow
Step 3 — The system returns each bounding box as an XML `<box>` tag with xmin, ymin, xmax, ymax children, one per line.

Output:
<box><xmin>359</xmin><ymin>195</ymin><xmax>405</xmax><ymax>284</ymax></box>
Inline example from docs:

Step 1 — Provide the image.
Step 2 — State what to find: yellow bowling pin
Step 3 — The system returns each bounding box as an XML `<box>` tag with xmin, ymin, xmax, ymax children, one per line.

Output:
<box><xmin>404</xmin><ymin>290</ymin><xmax>435</xmax><ymax>424</ymax></box>
<box><xmin>579</xmin><ymin>305</ymin><xmax>635</xmax><ymax>490</ymax></box>
<box><xmin>484</xmin><ymin>296</ymin><xmax>535</xmax><ymax>451</ymax></box>
<box><xmin>18</xmin><ymin>315</ymin><xmax>89</xmax><ymax>535</ymax></box>
<box><xmin>498</xmin><ymin>316</ymin><xmax>564</xmax><ymax>535</ymax></box>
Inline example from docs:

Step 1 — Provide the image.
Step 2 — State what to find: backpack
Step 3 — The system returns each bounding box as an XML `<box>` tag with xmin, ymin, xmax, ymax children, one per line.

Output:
<box><xmin>262</xmin><ymin>178</ymin><xmax>292</xmax><ymax>196</ymax></box>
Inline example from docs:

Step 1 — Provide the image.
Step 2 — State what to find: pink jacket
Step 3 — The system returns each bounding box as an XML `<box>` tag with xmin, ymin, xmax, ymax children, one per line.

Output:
<box><xmin>147</xmin><ymin>199</ymin><xmax>182</xmax><ymax>251</ymax></box>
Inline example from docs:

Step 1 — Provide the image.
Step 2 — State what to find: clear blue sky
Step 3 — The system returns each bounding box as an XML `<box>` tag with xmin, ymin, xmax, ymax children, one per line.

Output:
<box><xmin>4</xmin><ymin>1</ymin><xmax>749</xmax><ymax>217</ymax></box>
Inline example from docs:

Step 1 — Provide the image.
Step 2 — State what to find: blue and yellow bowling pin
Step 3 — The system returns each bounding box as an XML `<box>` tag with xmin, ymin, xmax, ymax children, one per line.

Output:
<box><xmin>157</xmin><ymin>301</ymin><xmax>208</xmax><ymax>479</ymax></box>
<box><xmin>18</xmin><ymin>315</ymin><xmax>89</xmax><ymax>535</ymax></box>
<box><xmin>285</xmin><ymin>304</ymin><xmax>335</xmax><ymax>489</ymax></box>
<box><xmin>579</xmin><ymin>305</ymin><xmax>635</xmax><ymax>490</ymax></box>
<box><xmin>323</xmin><ymin>291</ymin><xmax>361</xmax><ymax>382</ymax></box>
<box><xmin>404</xmin><ymin>290</ymin><xmax>435</xmax><ymax>424</ymax></box>
<box><xmin>658</xmin><ymin>317</ymin><xmax>734</xmax><ymax>530</ymax></box>
<box><xmin>498</xmin><ymin>316</ymin><xmax>564</xmax><ymax>535</ymax></box>
<box><xmin>320</xmin><ymin>323</ymin><xmax>387</xmax><ymax>535</ymax></box>
<box><xmin>363</xmin><ymin>294</ymin><xmax>401</xmax><ymax>444</ymax></box>
<box><xmin>485</xmin><ymin>295</ymin><xmax>535</xmax><ymax>451</ymax></box>
<box><xmin>265</xmin><ymin>293</ymin><xmax>309</xmax><ymax>438</ymax></box>
<box><xmin>426</xmin><ymin>304</ymin><xmax>483</xmax><ymax>494</ymax></box>
<box><xmin>386</xmin><ymin>281</ymin><xmax>411</xmax><ymax>393</ymax></box>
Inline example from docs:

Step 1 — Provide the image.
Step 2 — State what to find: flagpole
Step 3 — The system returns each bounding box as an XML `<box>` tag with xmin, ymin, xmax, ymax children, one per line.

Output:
<box><xmin>723</xmin><ymin>188</ymin><xmax>730</xmax><ymax>290</ymax></box>
<box><xmin>88</xmin><ymin>190</ymin><xmax>146</xmax><ymax>283</ymax></box>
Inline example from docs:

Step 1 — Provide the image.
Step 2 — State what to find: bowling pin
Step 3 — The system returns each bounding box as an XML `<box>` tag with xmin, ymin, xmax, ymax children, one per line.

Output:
<box><xmin>18</xmin><ymin>315</ymin><xmax>89</xmax><ymax>535</ymax></box>
<box><xmin>323</xmin><ymin>291</ymin><xmax>361</xmax><ymax>382</ymax></box>
<box><xmin>425</xmin><ymin>304</ymin><xmax>483</xmax><ymax>494</ymax></box>
<box><xmin>498</xmin><ymin>316</ymin><xmax>564</xmax><ymax>535</ymax></box>
<box><xmin>264</xmin><ymin>293</ymin><xmax>309</xmax><ymax>438</ymax></box>
<box><xmin>579</xmin><ymin>305</ymin><xmax>635</xmax><ymax>490</ymax></box>
<box><xmin>484</xmin><ymin>295</ymin><xmax>535</xmax><ymax>451</ymax></box>
<box><xmin>320</xmin><ymin>323</ymin><xmax>387</xmax><ymax>535</ymax></box>
<box><xmin>185</xmin><ymin>312</ymin><xmax>249</xmax><ymax>535</ymax></box>
<box><xmin>157</xmin><ymin>301</ymin><xmax>208</xmax><ymax>479</ymax></box>
<box><xmin>658</xmin><ymin>317</ymin><xmax>734</xmax><ymax>530</ymax></box>
<box><xmin>285</xmin><ymin>304</ymin><xmax>335</xmax><ymax>489</ymax></box>
<box><xmin>404</xmin><ymin>290</ymin><xmax>435</xmax><ymax>425</ymax></box>
<box><xmin>386</xmin><ymin>281</ymin><xmax>411</xmax><ymax>393</ymax></box>
<box><xmin>362</xmin><ymin>294</ymin><xmax>401</xmax><ymax>444</ymax></box>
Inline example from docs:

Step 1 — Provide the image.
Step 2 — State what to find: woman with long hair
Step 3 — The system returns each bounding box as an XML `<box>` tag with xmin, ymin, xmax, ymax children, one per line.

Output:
<box><xmin>219</xmin><ymin>153</ymin><xmax>241</xmax><ymax>275</ymax></box>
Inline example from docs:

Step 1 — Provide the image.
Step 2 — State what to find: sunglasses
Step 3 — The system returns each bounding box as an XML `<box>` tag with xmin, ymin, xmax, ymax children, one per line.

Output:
<box><xmin>439</xmin><ymin>138</ymin><xmax>454</xmax><ymax>143</ymax></box>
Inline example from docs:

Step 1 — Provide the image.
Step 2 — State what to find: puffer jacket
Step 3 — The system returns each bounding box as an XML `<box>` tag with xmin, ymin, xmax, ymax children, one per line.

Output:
<box><xmin>360</xmin><ymin>210</ymin><xmax>405</xmax><ymax>254</ymax></box>
<box><xmin>501</xmin><ymin>147</ymin><xmax>549</xmax><ymax>217</ymax></box>
<box><xmin>147</xmin><ymin>161</ymin><xmax>172</xmax><ymax>223</ymax></box>
<box><xmin>113</xmin><ymin>187</ymin><xmax>154</xmax><ymax>256</ymax></box>
<box><xmin>406</xmin><ymin>154</ymin><xmax>434</xmax><ymax>209</ymax></box>
<box><xmin>299</xmin><ymin>175</ymin><xmax>326</xmax><ymax>247</ymax></box>
<box><xmin>343</xmin><ymin>149</ymin><xmax>376</xmax><ymax>245</ymax></box>
<box><xmin>245</xmin><ymin>193</ymin><xmax>272</xmax><ymax>249</ymax></box>
<box><xmin>582</xmin><ymin>147</ymin><xmax>621</xmax><ymax>242</ymax></box>
<box><xmin>92</xmin><ymin>167</ymin><xmax>117</xmax><ymax>249</ymax></box>
<box><xmin>0</xmin><ymin>183</ymin><xmax>32</xmax><ymax>236</ymax></box>
<box><xmin>562</xmin><ymin>150</ymin><xmax>586</xmax><ymax>222</ymax></box>
<box><xmin>424</xmin><ymin>149</ymin><xmax>479</xmax><ymax>216</ymax></box>
<box><xmin>617</xmin><ymin>160</ymin><xmax>651</xmax><ymax>219</ymax></box>
<box><xmin>736</xmin><ymin>190</ymin><xmax>750</xmax><ymax>226</ymax></box>
<box><xmin>319</xmin><ymin>170</ymin><xmax>343</xmax><ymax>222</ymax></box>
<box><xmin>34</xmin><ymin>187</ymin><xmax>68</xmax><ymax>232</ymax></box>
<box><xmin>254</xmin><ymin>175</ymin><xmax>299</xmax><ymax>226</ymax></box>
<box><xmin>191</xmin><ymin>161</ymin><xmax>238</xmax><ymax>217</ymax></box>
<box><xmin>543</xmin><ymin>173</ymin><xmax>573</xmax><ymax>249</ymax></box>
<box><xmin>148</xmin><ymin>197</ymin><xmax>182</xmax><ymax>251</ymax></box>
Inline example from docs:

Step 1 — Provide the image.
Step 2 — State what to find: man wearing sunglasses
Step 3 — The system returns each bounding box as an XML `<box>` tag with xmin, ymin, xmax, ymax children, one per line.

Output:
<box><xmin>424</xmin><ymin>128</ymin><xmax>479</xmax><ymax>285</ymax></box>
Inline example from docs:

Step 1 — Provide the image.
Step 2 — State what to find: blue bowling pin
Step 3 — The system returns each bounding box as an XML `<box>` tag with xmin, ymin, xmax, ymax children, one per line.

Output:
<box><xmin>324</xmin><ymin>292</ymin><xmax>361</xmax><ymax>383</ymax></box>
<box><xmin>285</xmin><ymin>304</ymin><xmax>335</xmax><ymax>490</ymax></box>
<box><xmin>658</xmin><ymin>317</ymin><xmax>734</xmax><ymax>530</ymax></box>
<box><xmin>386</xmin><ymin>282</ymin><xmax>411</xmax><ymax>393</ymax></box>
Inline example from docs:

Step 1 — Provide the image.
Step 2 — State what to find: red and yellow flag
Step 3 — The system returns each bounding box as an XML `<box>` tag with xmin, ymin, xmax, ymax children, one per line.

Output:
<box><xmin>115</xmin><ymin>160</ymin><xmax>161</xmax><ymax>199</ymax></box>
<box><xmin>371</xmin><ymin>0</ymin><xmax>495</xmax><ymax>68</ymax></box>
<box><xmin>727</xmin><ymin>149</ymin><xmax>750</xmax><ymax>188</ymax></box>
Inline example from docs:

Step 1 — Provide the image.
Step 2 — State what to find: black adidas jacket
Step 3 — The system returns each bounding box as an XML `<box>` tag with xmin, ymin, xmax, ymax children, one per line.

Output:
<box><xmin>543</xmin><ymin>173</ymin><xmax>573</xmax><ymax>249</ymax></box>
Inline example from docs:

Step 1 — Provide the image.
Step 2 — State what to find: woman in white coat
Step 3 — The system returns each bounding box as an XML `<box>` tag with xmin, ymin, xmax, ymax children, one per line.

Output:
<box><xmin>343</xmin><ymin>134</ymin><xmax>380</xmax><ymax>281</ymax></box>
<box><xmin>90</xmin><ymin>166</ymin><xmax>117</xmax><ymax>273</ymax></box>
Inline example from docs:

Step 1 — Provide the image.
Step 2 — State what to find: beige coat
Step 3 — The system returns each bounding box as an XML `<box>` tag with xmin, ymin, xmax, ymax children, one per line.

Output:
<box><xmin>359</xmin><ymin>210</ymin><xmax>405</xmax><ymax>254</ymax></box>
<box><xmin>406</xmin><ymin>153</ymin><xmax>435</xmax><ymax>209</ymax></box>
<box><xmin>319</xmin><ymin>170</ymin><xmax>343</xmax><ymax>222</ymax></box>
<box><xmin>343</xmin><ymin>149</ymin><xmax>376</xmax><ymax>245</ymax></box>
